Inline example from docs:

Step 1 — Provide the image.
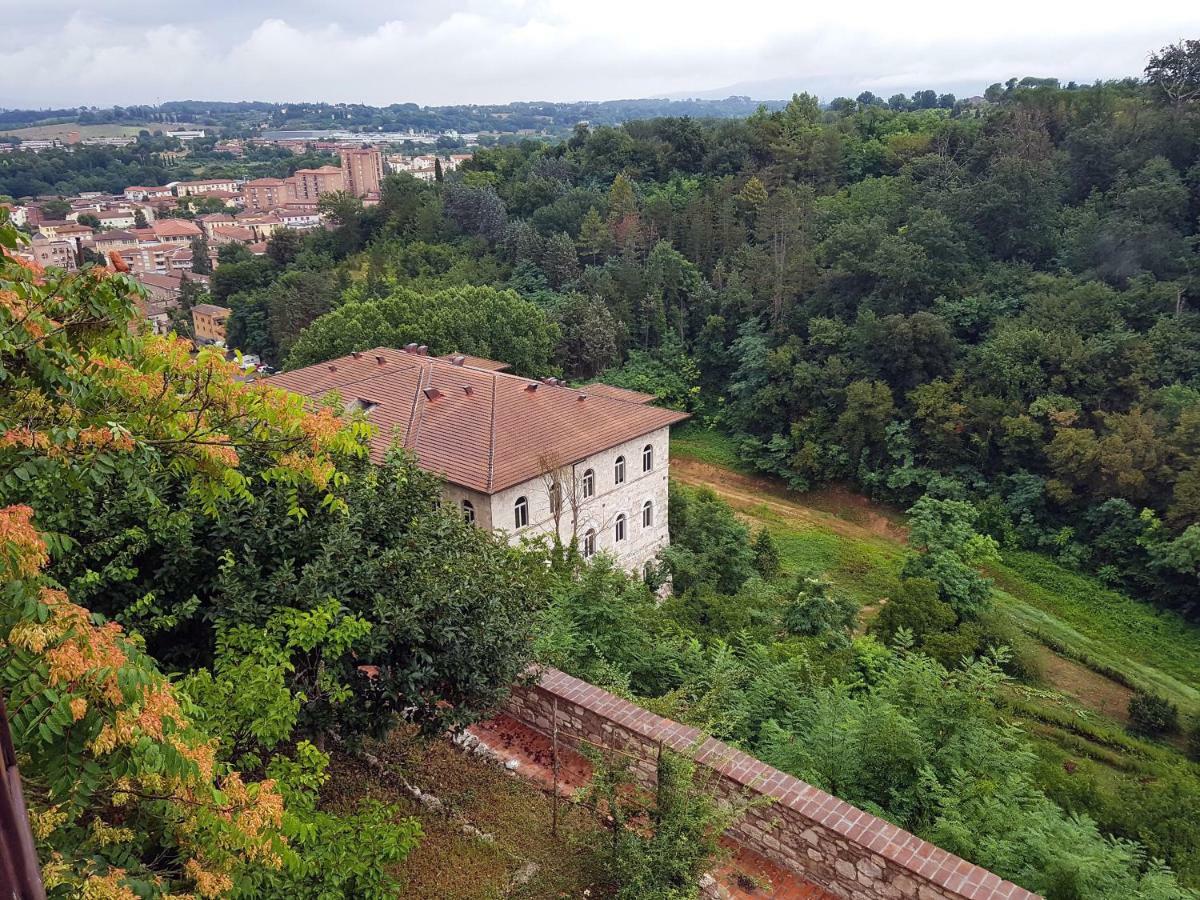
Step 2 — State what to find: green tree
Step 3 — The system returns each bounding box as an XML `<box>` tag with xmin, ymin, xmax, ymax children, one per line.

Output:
<box><xmin>901</xmin><ymin>497</ymin><xmax>1000</xmax><ymax>618</ymax></box>
<box><xmin>286</xmin><ymin>284</ymin><xmax>558</xmax><ymax>376</ymax></box>
<box><xmin>555</xmin><ymin>292</ymin><xmax>621</xmax><ymax>378</ymax></box>
<box><xmin>663</xmin><ymin>483</ymin><xmax>755</xmax><ymax>594</ymax></box>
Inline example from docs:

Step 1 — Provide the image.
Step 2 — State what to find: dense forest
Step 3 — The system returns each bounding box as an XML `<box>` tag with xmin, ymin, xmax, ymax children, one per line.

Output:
<box><xmin>4</xmin><ymin>39</ymin><xmax>1200</xmax><ymax>900</ymax></box>
<box><xmin>0</xmin><ymin>134</ymin><xmax>338</xmax><ymax>198</ymax></box>
<box><xmin>216</xmin><ymin>45</ymin><xmax>1200</xmax><ymax>622</ymax></box>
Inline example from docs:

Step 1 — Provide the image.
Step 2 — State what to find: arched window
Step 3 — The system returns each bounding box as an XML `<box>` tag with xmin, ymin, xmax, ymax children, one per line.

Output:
<box><xmin>582</xmin><ymin>468</ymin><xmax>595</xmax><ymax>499</ymax></box>
<box><xmin>462</xmin><ymin>499</ymin><xmax>475</xmax><ymax>524</ymax></box>
<box><xmin>614</xmin><ymin>455</ymin><xmax>626</xmax><ymax>485</ymax></box>
<box><xmin>514</xmin><ymin>496</ymin><xmax>528</xmax><ymax>529</ymax></box>
<box><xmin>549</xmin><ymin>480</ymin><xmax>562</xmax><ymax>516</ymax></box>
<box><xmin>642</xmin><ymin>500</ymin><xmax>653</xmax><ymax>528</ymax></box>
<box><xmin>642</xmin><ymin>443</ymin><xmax>653</xmax><ymax>472</ymax></box>
<box><xmin>615</xmin><ymin>513</ymin><xmax>627</xmax><ymax>542</ymax></box>
<box><xmin>583</xmin><ymin>528</ymin><xmax>596</xmax><ymax>558</ymax></box>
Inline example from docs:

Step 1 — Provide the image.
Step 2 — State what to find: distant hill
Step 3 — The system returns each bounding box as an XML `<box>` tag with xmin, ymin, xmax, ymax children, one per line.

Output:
<box><xmin>0</xmin><ymin>97</ymin><xmax>791</xmax><ymax>137</ymax></box>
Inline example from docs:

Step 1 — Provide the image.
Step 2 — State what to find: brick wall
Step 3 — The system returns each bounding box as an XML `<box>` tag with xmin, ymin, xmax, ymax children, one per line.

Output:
<box><xmin>505</xmin><ymin>668</ymin><xmax>1040</xmax><ymax>900</ymax></box>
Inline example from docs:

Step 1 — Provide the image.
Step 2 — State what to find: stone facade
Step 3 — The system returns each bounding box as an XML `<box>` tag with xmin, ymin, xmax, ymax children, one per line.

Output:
<box><xmin>446</xmin><ymin>426</ymin><xmax>672</xmax><ymax>573</ymax></box>
<box><xmin>504</xmin><ymin>668</ymin><xmax>1041</xmax><ymax>900</ymax></box>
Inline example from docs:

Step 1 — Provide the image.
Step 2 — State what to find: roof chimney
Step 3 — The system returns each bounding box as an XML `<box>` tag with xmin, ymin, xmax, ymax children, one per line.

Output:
<box><xmin>351</xmin><ymin>351</ymin><xmax>361</xmax><ymax>359</ymax></box>
<box><xmin>462</xmin><ymin>384</ymin><xmax>474</xmax><ymax>396</ymax></box>
<box><xmin>376</xmin><ymin>355</ymin><xmax>387</xmax><ymax>365</ymax></box>
<box><xmin>404</xmin><ymin>343</ymin><xmax>419</xmax><ymax>353</ymax></box>
<box><xmin>417</xmin><ymin>345</ymin><xmax>429</xmax><ymax>356</ymax></box>
<box><xmin>451</xmin><ymin>355</ymin><xmax>466</xmax><ymax>366</ymax></box>
<box><xmin>524</xmin><ymin>382</ymin><xmax>538</xmax><ymax>393</ymax></box>
<box><xmin>542</xmin><ymin>377</ymin><xmax>558</xmax><ymax>386</ymax></box>
<box><xmin>577</xmin><ymin>393</ymin><xmax>587</xmax><ymax>401</ymax></box>
<box><xmin>327</xmin><ymin>364</ymin><xmax>337</xmax><ymax>372</ymax></box>
<box><xmin>423</xmin><ymin>387</ymin><xmax>443</xmax><ymax>401</ymax></box>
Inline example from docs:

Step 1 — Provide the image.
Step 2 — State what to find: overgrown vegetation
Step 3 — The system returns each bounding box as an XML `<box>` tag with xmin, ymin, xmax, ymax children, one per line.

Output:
<box><xmin>536</xmin><ymin>479</ymin><xmax>1200</xmax><ymax>898</ymax></box>
<box><xmin>0</xmin><ymin>213</ymin><xmax>545</xmax><ymax>895</ymax></box>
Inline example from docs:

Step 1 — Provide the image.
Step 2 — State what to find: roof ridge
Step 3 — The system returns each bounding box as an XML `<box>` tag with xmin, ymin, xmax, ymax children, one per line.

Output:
<box><xmin>487</xmin><ymin>370</ymin><xmax>498</xmax><ymax>492</ymax></box>
<box><xmin>402</xmin><ymin>362</ymin><xmax>425</xmax><ymax>452</ymax></box>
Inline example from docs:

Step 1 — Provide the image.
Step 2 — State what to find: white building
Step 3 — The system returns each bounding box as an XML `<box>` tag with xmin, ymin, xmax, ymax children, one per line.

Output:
<box><xmin>270</xmin><ymin>346</ymin><xmax>688</xmax><ymax>572</ymax></box>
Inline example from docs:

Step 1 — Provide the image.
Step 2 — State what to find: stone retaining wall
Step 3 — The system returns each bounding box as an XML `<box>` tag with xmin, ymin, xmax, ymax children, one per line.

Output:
<box><xmin>505</xmin><ymin>667</ymin><xmax>1040</xmax><ymax>900</ymax></box>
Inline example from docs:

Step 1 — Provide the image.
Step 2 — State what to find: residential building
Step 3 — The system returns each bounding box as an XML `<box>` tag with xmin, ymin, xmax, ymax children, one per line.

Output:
<box><xmin>174</xmin><ymin>178</ymin><xmax>241</xmax><ymax>197</ymax></box>
<box><xmin>291</xmin><ymin>166</ymin><xmax>344</xmax><ymax>202</ymax></box>
<box><xmin>124</xmin><ymin>186</ymin><xmax>174</xmax><ymax>202</ymax></box>
<box><xmin>92</xmin><ymin>230</ymin><xmax>140</xmax><ymax>254</ymax></box>
<box><xmin>276</xmin><ymin>209</ymin><xmax>322</xmax><ymax>229</ymax></box>
<box><xmin>46</xmin><ymin>223</ymin><xmax>94</xmax><ymax>253</ymax></box>
<box><xmin>242</xmin><ymin>178</ymin><xmax>289</xmax><ymax>212</ymax></box>
<box><xmin>117</xmin><ymin>243</ymin><xmax>175</xmax><ymax>276</ymax></box>
<box><xmin>192</xmin><ymin>304</ymin><xmax>230</xmax><ymax>345</ymax></box>
<box><xmin>269</xmin><ymin>346</ymin><xmax>688</xmax><ymax>572</ymax></box>
<box><xmin>148</xmin><ymin>219</ymin><xmax>202</xmax><ymax>244</ymax></box>
<box><xmin>96</xmin><ymin>210</ymin><xmax>137</xmax><ymax>230</ymax></box>
<box><xmin>234</xmin><ymin>212</ymin><xmax>281</xmax><ymax>241</ymax></box>
<box><xmin>29</xmin><ymin>233</ymin><xmax>77</xmax><ymax>271</ymax></box>
<box><xmin>209</xmin><ymin>225</ymin><xmax>256</xmax><ymax>247</ymax></box>
<box><xmin>166</xmin><ymin>130</ymin><xmax>206</xmax><ymax>140</ymax></box>
<box><xmin>339</xmin><ymin>148</ymin><xmax>384</xmax><ymax>198</ymax></box>
<box><xmin>196</xmin><ymin>213</ymin><xmax>236</xmax><ymax>238</ymax></box>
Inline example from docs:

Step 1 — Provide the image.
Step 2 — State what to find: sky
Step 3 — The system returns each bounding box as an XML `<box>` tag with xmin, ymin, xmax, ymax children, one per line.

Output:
<box><xmin>0</xmin><ymin>0</ymin><xmax>1195</xmax><ymax>108</ymax></box>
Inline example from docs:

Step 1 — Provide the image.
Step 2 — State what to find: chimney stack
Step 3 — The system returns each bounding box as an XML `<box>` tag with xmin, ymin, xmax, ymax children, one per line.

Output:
<box><xmin>404</xmin><ymin>343</ymin><xmax>418</xmax><ymax>353</ymax></box>
<box><xmin>417</xmin><ymin>345</ymin><xmax>429</xmax><ymax>356</ymax></box>
<box><xmin>423</xmin><ymin>387</ymin><xmax>443</xmax><ymax>401</ymax></box>
<box><xmin>524</xmin><ymin>383</ymin><xmax>538</xmax><ymax>393</ymax></box>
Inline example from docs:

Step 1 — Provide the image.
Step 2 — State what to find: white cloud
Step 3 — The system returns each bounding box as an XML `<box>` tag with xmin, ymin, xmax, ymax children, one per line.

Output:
<box><xmin>0</xmin><ymin>0</ymin><xmax>1194</xmax><ymax>107</ymax></box>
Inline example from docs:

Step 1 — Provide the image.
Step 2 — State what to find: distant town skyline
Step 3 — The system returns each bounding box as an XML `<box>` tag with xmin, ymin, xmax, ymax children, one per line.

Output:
<box><xmin>1</xmin><ymin>1</ymin><xmax>1195</xmax><ymax>108</ymax></box>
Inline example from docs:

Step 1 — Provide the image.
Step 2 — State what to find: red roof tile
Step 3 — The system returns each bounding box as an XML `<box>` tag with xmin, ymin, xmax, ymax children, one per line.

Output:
<box><xmin>269</xmin><ymin>347</ymin><xmax>688</xmax><ymax>493</ymax></box>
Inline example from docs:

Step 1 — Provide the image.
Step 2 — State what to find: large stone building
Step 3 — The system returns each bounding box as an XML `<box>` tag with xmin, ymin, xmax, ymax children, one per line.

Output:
<box><xmin>270</xmin><ymin>346</ymin><xmax>688</xmax><ymax>572</ymax></box>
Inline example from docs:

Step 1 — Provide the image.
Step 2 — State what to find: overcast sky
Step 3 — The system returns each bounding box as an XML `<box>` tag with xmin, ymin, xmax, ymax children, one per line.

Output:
<box><xmin>0</xmin><ymin>0</ymin><xmax>1195</xmax><ymax>108</ymax></box>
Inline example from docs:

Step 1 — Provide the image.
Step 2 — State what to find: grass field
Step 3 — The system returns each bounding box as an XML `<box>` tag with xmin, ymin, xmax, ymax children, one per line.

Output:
<box><xmin>669</xmin><ymin>424</ymin><xmax>1200</xmax><ymax>725</ymax></box>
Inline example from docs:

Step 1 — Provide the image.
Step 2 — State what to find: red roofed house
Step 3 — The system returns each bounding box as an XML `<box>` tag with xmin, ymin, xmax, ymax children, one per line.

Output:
<box><xmin>270</xmin><ymin>346</ymin><xmax>688</xmax><ymax>572</ymax></box>
<box><xmin>150</xmin><ymin>219</ymin><xmax>202</xmax><ymax>244</ymax></box>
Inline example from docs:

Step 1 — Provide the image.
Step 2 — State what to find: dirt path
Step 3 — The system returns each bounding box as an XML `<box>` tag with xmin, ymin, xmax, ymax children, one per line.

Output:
<box><xmin>1033</xmin><ymin>648</ymin><xmax>1135</xmax><ymax>724</ymax></box>
<box><xmin>671</xmin><ymin>451</ymin><xmax>1142</xmax><ymax>728</ymax></box>
<box><xmin>671</xmin><ymin>456</ymin><xmax>908</xmax><ymax>544</ymax></box>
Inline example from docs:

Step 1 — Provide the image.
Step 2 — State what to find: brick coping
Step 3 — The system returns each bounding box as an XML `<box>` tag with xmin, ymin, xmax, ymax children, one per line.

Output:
<box><xmin>525</xmin><ymin>667</ymin><xmax>1040</xmax><ymax>900</ymax></box>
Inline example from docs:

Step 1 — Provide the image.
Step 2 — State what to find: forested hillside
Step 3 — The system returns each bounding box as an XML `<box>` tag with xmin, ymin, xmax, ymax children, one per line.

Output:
<box><xmin>5</xmin><ymin>39</ymin><xmax>1200</xmax><ymax>900</ymax></box>
<box><xmin>0</xmin><ymin>135</ymin><xmax>338</xmax><ymax>197</ymax></box>
<box><xmin>226</xmin><ymin>42</ymin><xmax>1200</xmax><ymax>621</ymax></box>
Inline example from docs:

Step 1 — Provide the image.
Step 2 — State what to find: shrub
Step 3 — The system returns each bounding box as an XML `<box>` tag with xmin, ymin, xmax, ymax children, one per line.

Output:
<box><xmin>1127</xmin><ymin>692</ymin><xmax>1180</xmax><ymax>738</ymax></box>
<box><xmin>582</xmin><ymin>748</ymin><xmax>742</xmax><ymax>900</ymax></box>
<box><xmin>751</xmin><ymin>527</ymin><xmax>782</xmax><ymax>579</ymax></box>
<box><xmin>872</xmin><ymin>577</ymin><xmax>956</xmax><ymax>645</ymax></box>
<box><xmin>780</xmin><ymin>575</ymin><xmax>857</xmax><ymax>646</ymax></box>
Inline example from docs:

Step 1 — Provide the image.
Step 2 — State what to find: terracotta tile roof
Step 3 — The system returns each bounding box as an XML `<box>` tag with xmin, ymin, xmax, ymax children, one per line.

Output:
<box><xmin>93</xmin><ymin>229</ymin><xmax>137</xmax><ymax>243</ymax></box>
<box><xmin>192</xmin><ymin>303</ymin><xmax>229</xmax><ymax>318</ymax></box>
<box><xmin>269</xmin><ymin>347</ymin><xmax>689</xmax><ymax>493</ymax></box>
<box><xmin>211</xmin><ymin>225</ymin><xmax>256</xmax><ymax>242</ymax></box>
<box><xmin>135</xmin><ymin>272</ymin><xmax>183</xmax><ymax>291</ymax></box>
<box><xmin>152</xmin><ymin>219</ymin><xmax>202</xmax><ymax>238</ymax></box>
<box><xmin>436</xmin><ymin>353</ymin><xmax>510</xmax><ymax>372</ymax></box>
<box><xmin>580</xmin><ymin>383</ymin><xmax>657</xmax><ymax>404</ymax></box>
